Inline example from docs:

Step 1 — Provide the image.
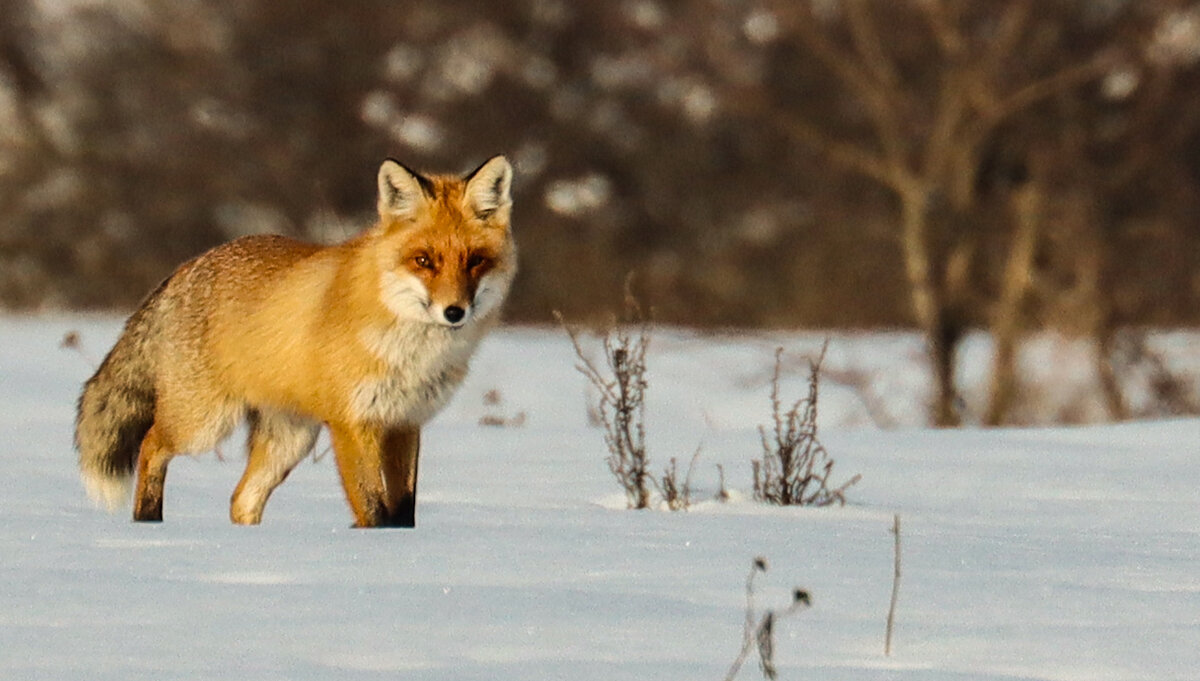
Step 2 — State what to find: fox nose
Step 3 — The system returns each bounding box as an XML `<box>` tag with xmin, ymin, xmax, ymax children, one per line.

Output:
<box><xmin>443</xmin><ymin>306</ymin><xmax>466</xmax><ymax>324</ymax></box>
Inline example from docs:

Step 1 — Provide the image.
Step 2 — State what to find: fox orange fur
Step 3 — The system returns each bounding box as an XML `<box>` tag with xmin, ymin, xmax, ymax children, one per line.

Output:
<box><xmin>75</xmin><ymin>156</ymin><xmax>517</xmax><ymax>527</ymax></box>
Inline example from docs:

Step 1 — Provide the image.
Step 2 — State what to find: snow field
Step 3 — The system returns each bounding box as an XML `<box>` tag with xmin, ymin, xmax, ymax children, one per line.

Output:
<box><xmin>1</xmin><ymin>317</ymin><xmax>1197</xmax><ymax>680</ymax></box>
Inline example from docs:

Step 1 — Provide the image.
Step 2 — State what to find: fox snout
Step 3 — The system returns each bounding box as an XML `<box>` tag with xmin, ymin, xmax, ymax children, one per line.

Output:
<box><xmin>378</xmin><ymin>264</ymin><xmax>492</xmax><ymax>329</ymax></box>
<box><xmin>430</xmin><ymin>299</ymin><xmax>471</xmax><ymax>327</ymax></box>
<box><xmin>420</xmin><ymin>265</ymin><xmax>479</xmax><ymax>328</ymax></box>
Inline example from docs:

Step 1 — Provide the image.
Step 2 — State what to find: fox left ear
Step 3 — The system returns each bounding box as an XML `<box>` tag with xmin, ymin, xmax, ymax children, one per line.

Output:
<box><xmin>378</xmin><ymin>159</ymin><xmax>434</xmax><ymax>221</ymax></box>
<box><xmin>463</xmin><ymin>155</ymin><xmax>513</xmax><ymax>224</ymax></box>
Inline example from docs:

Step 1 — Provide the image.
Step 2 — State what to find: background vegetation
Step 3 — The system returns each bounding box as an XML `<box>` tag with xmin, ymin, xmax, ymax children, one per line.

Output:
<box><xmin>3</xmin><ymin>0</ymin><xmax>1199</xmax><ymax>424</ymax></box>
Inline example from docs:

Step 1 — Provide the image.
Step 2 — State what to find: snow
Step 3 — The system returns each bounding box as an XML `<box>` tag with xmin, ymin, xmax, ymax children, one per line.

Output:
<box><xmin>1</xmin><ymin>315</ymin><xmax>1198</xmax><ymax>680</ymax></box>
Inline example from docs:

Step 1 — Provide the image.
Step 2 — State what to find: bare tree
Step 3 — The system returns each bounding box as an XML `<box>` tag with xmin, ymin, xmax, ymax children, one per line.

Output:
<box><xmin>714</xmin><ymin>0</ymin><xmax>1160</xmax><ymax>425</ymax></box>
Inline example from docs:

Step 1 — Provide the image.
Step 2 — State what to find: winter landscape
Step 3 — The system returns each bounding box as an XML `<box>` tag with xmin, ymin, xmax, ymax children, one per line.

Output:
<box><xmin>4</xmin><ymin>2</ymin><xmax>1200</xmax><ymax>679</ymax></box>
<box><xmin>2</xmin><ymin>316</ymin><xmax>1197</xmax><ymax>681</ymax></box>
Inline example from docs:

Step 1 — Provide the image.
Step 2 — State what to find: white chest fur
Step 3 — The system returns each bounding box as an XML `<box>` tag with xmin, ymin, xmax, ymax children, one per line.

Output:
<box><xmin>351</xmin><ymin>321</ymin><xmax>482</xmax><ymax>426</ymax></box>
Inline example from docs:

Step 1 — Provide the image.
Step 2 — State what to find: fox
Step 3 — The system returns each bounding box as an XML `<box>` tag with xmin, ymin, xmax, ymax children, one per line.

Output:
<box><xmin>74</xmin><ymin>155</ymin><xmax>516</xmax><ymax>528</ymax></box>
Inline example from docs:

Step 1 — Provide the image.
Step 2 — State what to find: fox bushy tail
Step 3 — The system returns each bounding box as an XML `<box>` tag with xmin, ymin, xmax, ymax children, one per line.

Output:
<box><xmin>75</xmin><ymin>283</ymin><xmax>166</xmax><ymax>510</ymax></box>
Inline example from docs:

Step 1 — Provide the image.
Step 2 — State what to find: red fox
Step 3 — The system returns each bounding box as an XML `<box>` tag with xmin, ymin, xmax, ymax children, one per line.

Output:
<box><xmin>74</xmin><ymin>156</ymin><xmax>516</xmax><ymax>527</ymax></box>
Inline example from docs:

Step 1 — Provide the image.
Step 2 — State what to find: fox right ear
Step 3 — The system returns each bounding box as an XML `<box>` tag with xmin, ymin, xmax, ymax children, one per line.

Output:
<box><xmin>463</xmin><ymin>155</ymin><xmax>513</xmax><ymax>223</ymax></box>
<box><xmin>377</xmin><ymin>159</ymin><xmax>433</xmax><ymax>221</ymax></box>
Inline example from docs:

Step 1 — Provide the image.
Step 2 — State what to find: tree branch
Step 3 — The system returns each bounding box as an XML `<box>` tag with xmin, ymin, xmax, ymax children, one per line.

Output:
<box><xmin>983</xmin><ymin>0</ymin><xmax>1034</xmax><ymax>72</ymax></box>
<box><xmin>921</xmin><ymin>68</ymin><xmax>970</xmax><ymax>184</ymax></box>
<box><xmin>844</xmin><ymin>0</ymin><xmax>899</xmax><ymax>89</ymax></box>
<box><xmin>725</xmin><ymin>87</ymin><xmax>903</xmax><ymax>190</ymax></box>
<box><xmin>986</xmin><ymin>54</ymin><xmax>1116</xmax><ymax>126</ymax></box>
<box><xmin>917</xmin><ymin>0</ymin><xmax>966</xmax><ymax>58</ymax></box>
<box><xmin>783</xmin><ymin>1</ymin><xmax>910</xmax><ymax>168</ymax></box>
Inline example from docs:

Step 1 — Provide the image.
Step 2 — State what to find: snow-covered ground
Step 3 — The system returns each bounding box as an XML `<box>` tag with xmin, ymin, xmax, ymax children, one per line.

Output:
<box><xmin>2</xmin><ymin>316</ymin><xmax>1197</xmax><ymax>680</ymax></box>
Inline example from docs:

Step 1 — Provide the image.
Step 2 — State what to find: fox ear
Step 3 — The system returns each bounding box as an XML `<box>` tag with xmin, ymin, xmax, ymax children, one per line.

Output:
<box><xmin>463</xmin><ymin>155</ymin><xmax>513</xmax><ymax>223</ymax></box>
<box><xmin>377</xmin><ymin>159</ymin><xmax>433</xmax><ymax>221</ymax></box>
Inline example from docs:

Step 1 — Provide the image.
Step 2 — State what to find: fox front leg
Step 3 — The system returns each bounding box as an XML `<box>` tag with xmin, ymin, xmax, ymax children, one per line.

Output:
<box><xmin>328</xmin><ymin>423</ymin><xmax>391</xmax><ymax>527</ymax></box>
<box><xmin>380</xmin><ymin>426</ymin><xmax>420</xmax><ymax>528</ymax></box>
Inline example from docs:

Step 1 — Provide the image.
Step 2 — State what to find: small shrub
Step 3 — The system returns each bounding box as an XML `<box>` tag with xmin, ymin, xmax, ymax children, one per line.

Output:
<box><xmin>753</xmin><ymin>343</ymin><xmax>861</xmax><ymax>506</ymax></box>
<box><xmin>557</xmin><ymin>287</ymin><xmax>653</xmax><ymax>509</ymax></box>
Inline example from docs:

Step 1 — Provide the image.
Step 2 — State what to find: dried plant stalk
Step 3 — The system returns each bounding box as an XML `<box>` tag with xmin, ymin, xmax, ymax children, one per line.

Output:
<box><xmin>654</xmin><ymin>446</ymin><xmax>701</xmax><ymax>512</ymax></box>
<box><xmin>556</xmin><ymin>287</ymin><xmax>652</xmax><ymax>509</ymax></box>
<box><xmin>885</xmin><ymin>514</ymin><xmax>902</xmax><ymax>656</ymax></box>
<box><xmin>723</xmin><ymin>556</ymin><xmax>812</xmax><ymax>681</ymax></box>
<box><xmin>753</xmin><ymin>342</ymin><xmax>861</xmax><ymax>507</ymax></box>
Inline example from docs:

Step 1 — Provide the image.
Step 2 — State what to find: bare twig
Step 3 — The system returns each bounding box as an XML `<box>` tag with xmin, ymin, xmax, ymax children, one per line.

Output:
<box><xmin>787</xmin><ymin>0</ymin><xmax>908</xmax><ymax>166</ymax></box>
<box><xmin>917</xmin><ymin>0</ymin><xmax>966</xmax><ymax>57</ymax></box>
<box><xmin>885</xmin><ymin>514</ymin><xmax>902</xmax><ymax>656</ymax></box>
<box><xmin>819</xmin><ymin>363</ymin><xmax>897</xmax><ymax>428</ymax></box>
<box><xmin>845</xmin><ymin>0</ymin><xmax>900</xmax><ymax>89</ymax></box>
<box><xmin>1107</xmin><ymin>331</ymin><xmax>1200</xmax><ymax>417</ymax></box>
<box><xmin>722</xmin><ymin>87</ymin><xmax>900</xmax><ymax>190</ymax></box>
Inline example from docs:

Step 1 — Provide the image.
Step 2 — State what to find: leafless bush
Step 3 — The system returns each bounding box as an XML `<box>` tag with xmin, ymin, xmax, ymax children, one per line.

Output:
<box><xmin>556</xmin><ymin>289</ymin><xmax>652</xmax><ymax>510</ymax></box>
<box><xmin>753</xmin><ymin>343</ymin><xmax>861</xmax><ymax>507</ymax></box>
<box><xmin>723</xmin><ymin>556</ymin><xmax>811</xmax><ymax>681</ymax></box>
<box><xmin>559</xmin><ymin>286</ymin><xmax>708</xmax><ymax>511</ymax></box>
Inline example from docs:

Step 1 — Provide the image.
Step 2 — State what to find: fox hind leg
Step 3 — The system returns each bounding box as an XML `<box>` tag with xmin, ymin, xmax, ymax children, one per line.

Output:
<box><xmin>230</xmin><ymin>409</ymin><xmax>320</xmax><ymax>525</ymax></box>
<box><xmin>132</xmin><ymin>423</ymin><xmax>172</xmax><ymax>522</ymax></box>
<box><xmin>134</xmin><ymin>395</ymin><xmax>242</xmax><ymax>522</ymax></box>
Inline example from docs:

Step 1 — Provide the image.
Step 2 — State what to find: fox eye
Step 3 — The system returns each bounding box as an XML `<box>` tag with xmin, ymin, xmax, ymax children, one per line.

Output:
<box><xmin>412</xmin><ymin>254</ymin><xmax>434</xmax><ymax>270</ymax></box>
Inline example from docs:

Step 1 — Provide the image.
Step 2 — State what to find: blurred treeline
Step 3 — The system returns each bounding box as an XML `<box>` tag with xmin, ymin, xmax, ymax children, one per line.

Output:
<box><xmin>2</xmin><ymin>0</ymin><xmax>1199</xmax><ymax>334</ymax></box>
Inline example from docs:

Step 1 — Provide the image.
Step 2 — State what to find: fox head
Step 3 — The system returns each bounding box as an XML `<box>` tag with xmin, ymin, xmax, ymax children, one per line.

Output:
<box><xmin>372</xmin><ymin>156</ymin><xmax>516</xmax><ymax>328</ymax></box>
